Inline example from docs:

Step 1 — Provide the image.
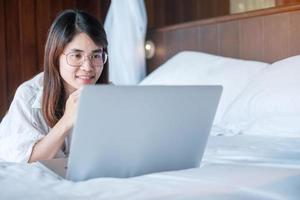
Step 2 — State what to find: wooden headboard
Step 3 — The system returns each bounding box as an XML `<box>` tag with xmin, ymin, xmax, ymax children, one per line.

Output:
<box><xmin>146</xmin><ymin>4</ymin><xmax>300</xmax><ymax>74</ymax></box>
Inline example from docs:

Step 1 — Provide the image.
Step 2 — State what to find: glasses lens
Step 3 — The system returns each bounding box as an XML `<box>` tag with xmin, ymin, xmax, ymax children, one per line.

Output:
<box><xmin>67</xmin><ymin>52</ymin><xmax>83</xmax><ymax>67</ymax></box>
<box><xmin>90</xmin><ymin>53</ymin><xmax>103</xmax><ymax>66</ymax></box>
<box><xmin>66</xmin><ymin>51</ymin><xmax>108</xmax><ymax>67</ymax></box>
<box><xmin>90</xmin><ymin>52</ymin><xmax>108</xmax><ymax>66</ymax></box>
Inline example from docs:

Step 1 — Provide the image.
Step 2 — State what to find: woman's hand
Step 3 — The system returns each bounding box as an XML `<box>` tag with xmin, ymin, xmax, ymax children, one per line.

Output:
<box><xmin>61</xmin><ymin>88</ymin><xmax>83</xmax><ymax>132</ymax></box>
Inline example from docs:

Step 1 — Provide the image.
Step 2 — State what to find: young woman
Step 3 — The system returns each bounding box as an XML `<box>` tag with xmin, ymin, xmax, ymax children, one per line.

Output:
<box><xmin>0</xmin><ymin>9</ymin><xmax>108</xmax><ymax>163</ymax></box>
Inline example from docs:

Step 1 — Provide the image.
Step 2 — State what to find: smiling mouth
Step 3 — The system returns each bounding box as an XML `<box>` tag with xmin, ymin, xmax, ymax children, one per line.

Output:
<box><xmin>76</xmin><ymin>75</ymin><xmax>96</xmax><ymax>84</ymax></box>
<box><xmin>76</xmin><ymin>75</ymin><xmax>95</xmax><ymax>80</ymax></box>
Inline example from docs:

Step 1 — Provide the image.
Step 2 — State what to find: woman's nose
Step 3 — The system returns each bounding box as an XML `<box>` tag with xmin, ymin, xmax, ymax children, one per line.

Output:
<box><xmin>80</xmin><ymin>58</ymin><xmax>93</xmax><ymax>71</ymax></box>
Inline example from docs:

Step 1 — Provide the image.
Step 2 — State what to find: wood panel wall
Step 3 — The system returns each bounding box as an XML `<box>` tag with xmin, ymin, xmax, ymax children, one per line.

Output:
<box><xmin>146</xmin><ymin>5</ymin><xmax>300</xmax><ymax>73</ymax></box>
<box><xmin>144</xmin><ymin>0</ymin><xmax>300</xmax><ymax>29</ymax></box>
<box><xmin>276</xmin><ymin>0</ymin><xmax>300</xmax><ymax>5</ymax></box>
<box><xmin>0</xmin><ymin>0</ymin><xmax>110</xmax><ymax>119</ymax></box>
<box><xmin>145</xmin><ymin>0</ymin><xmax>230</xmax><ymax>29</ymax></box>
<box><xmin>0</xmin><ymin>0</ymin><xmax>7</xmax><ymax>117</ymax></box>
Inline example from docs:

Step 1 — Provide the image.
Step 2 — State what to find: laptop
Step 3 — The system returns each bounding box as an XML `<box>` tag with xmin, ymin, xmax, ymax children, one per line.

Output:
<box><xmin>39</xmin><ymin>85</ymin><xmax>222</xmax><ymax>181</ymax></box>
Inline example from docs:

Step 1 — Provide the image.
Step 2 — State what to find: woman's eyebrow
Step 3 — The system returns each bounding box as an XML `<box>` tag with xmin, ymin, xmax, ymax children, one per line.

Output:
<box><xmin>69</xmin><ymin>48</ymin><xmax>84</xmax><ymax>52</ymax></box>
<box><xmin>68</xmin><ymin>48</ymin><xmax>103</xmax><ymax>53</ymax></box>
<box><xmin>92</xmin><ymin>48</ymin><xmax>103</xmax><ymax>53</ymax></box>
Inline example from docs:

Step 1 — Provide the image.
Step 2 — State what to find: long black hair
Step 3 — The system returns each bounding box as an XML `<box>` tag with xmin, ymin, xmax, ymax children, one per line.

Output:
<box><xmin>42</xmin><ymin>9</ymin><xmax>108</xmax><ymax>127</ymax></box>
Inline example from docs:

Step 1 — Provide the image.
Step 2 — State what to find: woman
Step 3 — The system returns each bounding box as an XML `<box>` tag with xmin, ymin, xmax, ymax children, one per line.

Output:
<box><xmin>0</xmin><ymin>9</ymin><xmax>108</xmax><ymax>163</ymax></box>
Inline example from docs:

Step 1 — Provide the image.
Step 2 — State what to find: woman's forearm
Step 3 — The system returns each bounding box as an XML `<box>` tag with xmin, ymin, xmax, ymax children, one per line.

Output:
<box><xmin>28</xmin><ymin>117</ymin><xmax>71</xmax><ymax>163</ymax></box>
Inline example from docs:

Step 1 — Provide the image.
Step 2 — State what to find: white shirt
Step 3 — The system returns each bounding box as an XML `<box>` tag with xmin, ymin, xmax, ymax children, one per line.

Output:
<box><xmin>0</xmin><ymin>73</ymin><xmax>69</xmax><ymax>163</ymax></box>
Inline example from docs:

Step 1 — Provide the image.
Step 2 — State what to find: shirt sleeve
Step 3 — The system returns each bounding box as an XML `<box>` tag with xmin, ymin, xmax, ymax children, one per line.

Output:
<box><xmin>0</xmin><ymin>84</ymin><xmax>45</xmax><ymax>163</ymax></box>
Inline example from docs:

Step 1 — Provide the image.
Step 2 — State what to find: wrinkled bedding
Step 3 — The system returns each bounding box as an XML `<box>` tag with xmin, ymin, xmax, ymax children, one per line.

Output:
<box><xmin>1</xmin><ymin>135</ymin><xmax>300</xmax><ymax>200</ymax></box>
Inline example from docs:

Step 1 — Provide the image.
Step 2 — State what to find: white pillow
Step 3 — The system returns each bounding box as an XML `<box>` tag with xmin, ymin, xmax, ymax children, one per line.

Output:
<box><xmin>219</xmin><ymin>55</ymin><xmax>300</xmax><ymax>137</ymax></box>
<box><xmin>140</xmin><ymin>51</ymin><xmax>269</xmax><ymax>124</ymax></box>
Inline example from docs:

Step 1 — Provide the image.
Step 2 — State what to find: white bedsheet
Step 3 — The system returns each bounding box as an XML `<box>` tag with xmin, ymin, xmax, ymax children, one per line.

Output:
<box><xmin>1</xmin><ymin>135</ymin><xmax>300</xmax><ymax>200</ymax></box>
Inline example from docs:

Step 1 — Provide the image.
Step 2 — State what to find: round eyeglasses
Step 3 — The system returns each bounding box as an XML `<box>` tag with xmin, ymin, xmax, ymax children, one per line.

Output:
<box><xmin>63</xmin><ymin>51</ymin><xmax>108</xmax><ymax>67</ymax></box>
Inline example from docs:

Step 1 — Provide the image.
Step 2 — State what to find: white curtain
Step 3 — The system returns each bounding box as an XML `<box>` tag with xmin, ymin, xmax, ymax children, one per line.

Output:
<box><xmin>104</xmin><ymin>0</ymin><xmax>147</xmax><ymax>85</ymax></box>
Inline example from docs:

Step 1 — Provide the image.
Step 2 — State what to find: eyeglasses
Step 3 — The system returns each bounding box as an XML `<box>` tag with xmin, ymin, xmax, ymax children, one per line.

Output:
<box><xmin>63</xmin><ymin>51</ymin><xmax>108</xmax><ymax>67</ymax></box>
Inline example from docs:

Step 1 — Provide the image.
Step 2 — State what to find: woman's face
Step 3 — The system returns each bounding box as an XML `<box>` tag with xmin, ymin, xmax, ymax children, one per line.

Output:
<box><xmin>59</xmin><ymin>33</ymin><xmax>104</xmax><ymax>95</ymax></box>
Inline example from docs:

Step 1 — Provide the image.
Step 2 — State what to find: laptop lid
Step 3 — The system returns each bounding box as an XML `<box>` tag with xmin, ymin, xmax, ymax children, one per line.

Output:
<box><xmin>66</xmin><ymin>85</ymin><xmax>222</xmax><ymax>181</ymax></box>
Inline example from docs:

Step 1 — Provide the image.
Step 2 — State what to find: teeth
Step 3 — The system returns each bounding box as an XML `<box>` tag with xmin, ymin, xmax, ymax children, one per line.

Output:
<box><xmin>78</xmin><ymin>76</ymin><xmax>93</xmax><ymax>80</ymax></box>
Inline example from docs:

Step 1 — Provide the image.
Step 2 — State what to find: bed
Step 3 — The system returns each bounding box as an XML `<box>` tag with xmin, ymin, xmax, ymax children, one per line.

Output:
<box><xmin>1</xmin><ymin>4</ymin><xmax>300</xmax><ymax>200</ymax></box>
<box><xmin>0</xmin><ymin>135</ymin><xmax>299</xmax><ymax>199</ymax></box>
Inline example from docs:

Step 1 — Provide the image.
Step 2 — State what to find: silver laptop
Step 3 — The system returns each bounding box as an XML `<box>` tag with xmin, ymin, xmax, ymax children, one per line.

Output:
<box><xmin>39</xmin><ymin>85</ymin><xmax>222</xmax><ymax>181</ymax></box>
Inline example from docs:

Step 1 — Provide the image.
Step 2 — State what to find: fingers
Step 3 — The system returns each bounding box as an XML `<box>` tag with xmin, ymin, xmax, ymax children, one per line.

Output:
<box><xmin>70</xmin><ymin>88</ymin><xmax>83</xmax><ymax>99</ymax></box>
<box><xmin>72</xmin><ymin>87</ymin><xmax>83</xmax><ymax>96</ymax></box>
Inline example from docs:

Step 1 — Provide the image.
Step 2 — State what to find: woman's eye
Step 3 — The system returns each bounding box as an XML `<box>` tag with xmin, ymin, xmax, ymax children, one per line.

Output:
<box><xmin>92</xmin><ymin>54</ymin><xmax>101</xmax><ymax>59</ymax></box>
<box><xmin>71</xmin><ymin>54</ymin><xmax>82</xmax><ymax>59</ymax></box>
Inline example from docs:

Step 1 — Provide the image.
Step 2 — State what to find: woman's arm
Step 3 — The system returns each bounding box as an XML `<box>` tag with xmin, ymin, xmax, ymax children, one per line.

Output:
<box><xmin>28</xmin><ymin>88</ymin><xmax>82</xmax><ymax>163</ymax></box>
<box><xmin>28</xmin><ymin>116</ymin><xmax>70</xmax><ymax>162</ymax></box>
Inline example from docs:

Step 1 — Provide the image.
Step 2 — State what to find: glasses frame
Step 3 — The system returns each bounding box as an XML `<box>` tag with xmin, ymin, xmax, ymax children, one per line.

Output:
<box><xmin>63</xmin><ymin>51</ymin><xmax>108</xmax><ymax>68</ymax></box>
